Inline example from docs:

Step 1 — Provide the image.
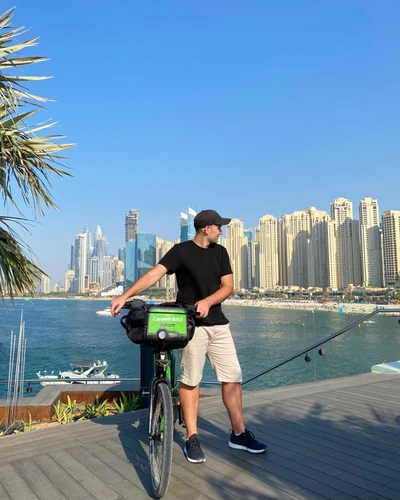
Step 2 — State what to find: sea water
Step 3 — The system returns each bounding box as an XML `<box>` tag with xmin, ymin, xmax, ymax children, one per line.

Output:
<box><xmin>0</xmin><ymin>299</ymin><xmax>399</xmax><ymax>398</ymax></box>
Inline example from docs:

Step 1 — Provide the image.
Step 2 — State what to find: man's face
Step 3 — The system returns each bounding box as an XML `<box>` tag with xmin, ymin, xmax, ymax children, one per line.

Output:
<box><xmin>205</xmin><ymin>224</ymin><xmax>223</xmax><ymax>243</ymax></box>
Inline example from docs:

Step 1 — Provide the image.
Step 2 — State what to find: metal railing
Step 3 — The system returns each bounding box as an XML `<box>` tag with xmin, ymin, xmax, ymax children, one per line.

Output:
<box><xmin>202</xmin><ymin>307</ymin><xmax>400</xmax><ymax>387</ymax></box>
<box><xmin>0</xmin><ymin>307</ymin><xmax>399</xmax><ymax>392</ymax></box>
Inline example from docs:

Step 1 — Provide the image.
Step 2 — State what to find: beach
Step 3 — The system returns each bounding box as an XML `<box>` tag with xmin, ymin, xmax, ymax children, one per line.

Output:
<box><xmin>224</xmin><ymin>299</ymin><xmax>396</xmax><ymax>315</ymax></box>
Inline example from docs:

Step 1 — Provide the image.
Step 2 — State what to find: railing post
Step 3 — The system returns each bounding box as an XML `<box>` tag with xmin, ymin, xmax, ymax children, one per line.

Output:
<box><xmin>140</xmin><ymin>345</ymin><xmax>154</xmax><ymax>408</ymax></box>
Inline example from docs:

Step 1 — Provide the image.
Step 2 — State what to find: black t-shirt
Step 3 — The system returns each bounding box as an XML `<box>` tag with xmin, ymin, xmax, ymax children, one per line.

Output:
<box><xmin>159</xmin><ymin>240</ymin><xmax>232</xmax><ymax>326</ymax></box>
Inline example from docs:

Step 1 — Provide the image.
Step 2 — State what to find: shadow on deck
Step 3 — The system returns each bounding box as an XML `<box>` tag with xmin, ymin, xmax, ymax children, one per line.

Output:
<box><xmin>0</xmin><ymin>372</ymin><xmax>399</xmax><ymax>499</ymax></box>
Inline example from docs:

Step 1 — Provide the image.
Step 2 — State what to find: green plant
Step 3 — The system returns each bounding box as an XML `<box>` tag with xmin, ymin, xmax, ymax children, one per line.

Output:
<box><xmin>53</xmin><ymin>399</ymin><xmax>75</xmax><ymax>424</ymax></box>
<box><xmin>113</xmin><ymin>392</ymin><xmax>141</xmax><ymax>413</ymax></box>
<box><xmin>53</xmin><ymin>400</ymin><xmax>66</xmax><ymax>424</ymax></box>
<box><xmin>21</xmin><ymin>412</ymin><xmax>34</xmax><ymax>432</ymax></box>
<box><xmin>81</xmin><ymin>396</ymin><xmax>109</xmax><ymax>419</ymax></box>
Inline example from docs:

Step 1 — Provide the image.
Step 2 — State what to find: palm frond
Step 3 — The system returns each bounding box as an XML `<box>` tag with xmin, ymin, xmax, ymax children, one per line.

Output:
<box><xmin>0</xmin><ymin>216</ymin><xmax>44</xmax><ymax>300</ymax></box>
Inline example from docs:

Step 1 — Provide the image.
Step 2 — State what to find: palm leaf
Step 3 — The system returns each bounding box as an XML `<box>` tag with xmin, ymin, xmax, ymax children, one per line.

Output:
<box><xmin>0</xmin><ymin>216</ymin><xmax>44</xmax><ymax>300</ymax></box>
<box><xmin>0</xmin><ymin>7</ymin><xmax>74</xmax><ymax>301</ymax></box>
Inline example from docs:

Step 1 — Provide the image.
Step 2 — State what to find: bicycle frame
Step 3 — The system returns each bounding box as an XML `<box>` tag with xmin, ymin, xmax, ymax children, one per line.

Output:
<box><xmin>148</xmin><ymin>349</ymin><xmax>182</xmax><ymax>437</ymax></box>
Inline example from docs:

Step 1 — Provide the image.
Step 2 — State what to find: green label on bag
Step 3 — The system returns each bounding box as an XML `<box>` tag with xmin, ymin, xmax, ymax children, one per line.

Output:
<box><xmin>147</xmin><ymin>310</ymin><xmax>187</xmax><ymax>336</ymax></box>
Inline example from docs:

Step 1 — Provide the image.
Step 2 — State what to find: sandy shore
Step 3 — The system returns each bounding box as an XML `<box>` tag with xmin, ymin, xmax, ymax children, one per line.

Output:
<box><xmin>224</xmin><ymin>299</ymin><xmax>398</xmax><ymax>315</ymax></box>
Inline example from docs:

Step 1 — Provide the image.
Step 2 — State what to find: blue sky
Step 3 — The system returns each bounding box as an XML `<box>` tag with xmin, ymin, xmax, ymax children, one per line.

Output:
<box><xmin>5</xmin><ymin>1</ymin><xmax>400</xmax><ymax>285</ymax></box>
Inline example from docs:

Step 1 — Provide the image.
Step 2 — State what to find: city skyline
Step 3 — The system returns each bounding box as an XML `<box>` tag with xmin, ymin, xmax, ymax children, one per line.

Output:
<box><xmin>52</xmin><ymin>195</ymin><xmax>398</xmax><ymax>290</ymax></box>
<box><xmin>13</xmin><ymin>2</ymin><xmax>400</xmax><ymax>285</ymax></box>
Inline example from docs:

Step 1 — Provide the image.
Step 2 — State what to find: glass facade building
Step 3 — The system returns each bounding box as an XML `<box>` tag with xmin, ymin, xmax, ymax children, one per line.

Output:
<box><xmin>136</xmin><ymin>233</ymin><xmax>157</xmax><ymax>279</ymax></box>
<box><xmin>180</xmin><ymin>207</ymin><xmax>197</xmax><ymax>242</ymax></box>
<box><xmin>125</xmin><ymin>241</ymin><xmax>136</xmax><ymax>287</ymax></box>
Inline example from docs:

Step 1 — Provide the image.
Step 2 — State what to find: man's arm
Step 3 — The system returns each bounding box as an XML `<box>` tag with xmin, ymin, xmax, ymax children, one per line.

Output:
<box><xmin>110</xmin><ymin>263</ymin><xmax>168</xmax><ymax>316</ymax></box>
<box><xmin>195</xmin><ymin>273</ymin><xmax>234</xmax><ymax>319</ymax></box>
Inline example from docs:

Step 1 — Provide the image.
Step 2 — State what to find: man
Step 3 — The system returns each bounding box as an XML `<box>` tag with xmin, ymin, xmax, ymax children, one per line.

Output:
<box><xmin>111</xmin><ymin>209</ymin><xmax>267</xmax><ymax>463</ymax></box>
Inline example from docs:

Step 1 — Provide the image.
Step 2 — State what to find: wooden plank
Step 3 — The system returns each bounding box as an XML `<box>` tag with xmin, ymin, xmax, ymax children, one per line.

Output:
<box><xmin>99</xmin><ymin>433</ymin><xmax>248</xmax><ymax>500</ymax></box>
<box><xmin>202</xmin><ymin>415</ymin><xmax>368</xmax><ymax>500</ymax></box>
<box><xmin>13</xmin><ymin>460</ymin><xmax>68</xmax><ymax>500</ymax></box>
<box><xmin>0</xmin><ymin>463</ymin><xmax>40</xmax><ymax>500</ymax></box>
<box><xmin>48</xmin><ymin>450</ymin><xmax>122</xmax><ymax>500</ymax></box>
<box><xmin>336</xmin><ymin>472</ymin><xmax>400</xmax><ymax>500</ymax></box>
<box><xmin>0</xmin><ymin>483</ymin><xmax>11</xmax><ymax>500</ymax></box>
<box><xmin>226</xmin><ymin>409</ymin><xmax>400</xmax><ymax>484</ymax></box>
<box><xmin>277</xmin><ymin>396</ymin><xmax>400</xmax><ymax>444</ymax></box>
<box><xmin>32</xmin><ymin>454</ymin><xmax>98</xmax><ymax>500</ymax></box>
<box><xmin>246</xmin><ymin>401</ymin><xmax>400</xmax><ymax>456</ymax></box>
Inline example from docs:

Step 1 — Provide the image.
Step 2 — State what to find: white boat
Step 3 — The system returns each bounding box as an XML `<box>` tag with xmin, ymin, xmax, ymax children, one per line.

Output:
<box><xmin>363</xmin><ymin>320</ymin><xmax>375</xmax><ymax>324</ymax></box>
<box><xmin>37</xmin><ymin>360</ymin><xmax>120</xmax><ymax>385</ymax></box>
<box><xmin>96</xmin><ymin>307</ymin><xmax>112</xmax><ymax>316</ymax></box>
<box><xmin>371</xmin><ymin>360</ymin><xmax>400</xmax><ymax>374</ymax></box>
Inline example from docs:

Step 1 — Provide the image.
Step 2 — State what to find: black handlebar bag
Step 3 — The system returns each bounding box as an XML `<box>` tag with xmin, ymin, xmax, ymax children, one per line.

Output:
<box><xmin>121</xmin><ymin>300</ymin><xmax>196</xmax><ymax>349</ymax></box>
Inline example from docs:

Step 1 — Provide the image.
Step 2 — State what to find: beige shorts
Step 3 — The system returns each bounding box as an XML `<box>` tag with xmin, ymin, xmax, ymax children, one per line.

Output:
<box><xmin>179</xmin><ymin>324</ymin><xmax>242</xmax><ymax>387</ymax></box>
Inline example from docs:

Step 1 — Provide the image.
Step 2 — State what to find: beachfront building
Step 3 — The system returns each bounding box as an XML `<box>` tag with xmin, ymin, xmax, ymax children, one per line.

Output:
<box><xmin>382</xmin><ymin>210</ymin><xmax>400</xmax><ymax>287</ymax></box>
<box><xmin>327</xmin><ymin>221</ymin><xmax>339</xmax><ymax>289</ymax></box>
<box><xmin>359</xmin><ymin>198</ymin><xmax>383</xmax><ymax>287</ymax></box>
<box><xmin>64</xmin><ymin>270</ymin><xmax>74</xmax><ymax>293</ymax></box>
<box><xmin>305</xmin><ymin>207</ymin><xmax>330</xmax><ymax>288</ymax></box>
<box><xmin>330</xmin><ymin>198</ymin><xmax>362</xmax><ymax>288</ymax></box>
<box><xmin>279</xmin><ymin>211</ymin><xmax>311</xmax><ymax>288</ymax></box>
<box><xmin>222</xmin><ymin>218</ymin><xmax>248</xmax><ymax>290</ymax></box>
<box><xmin>258</xmin><ymin>215</ymin><xmax>279</xmax><ymax>289</ymax></box>
<box><xmin>40</xmin><ymin>275</ymin><xmax>50</xmax><ymax>294</ymax></box>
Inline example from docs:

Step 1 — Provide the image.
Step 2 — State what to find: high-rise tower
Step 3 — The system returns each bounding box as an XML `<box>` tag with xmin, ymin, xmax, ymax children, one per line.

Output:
<box><xmin>222</xmin><ymin>219</ymin><xmax>248</xmax><ymax>290</ymax></box>
<box><xmin>258</xmin><ymin>215</ymin><xmax>279</xmax><ymax>289</ymax></box>
<box><xmin>125</xmin><ymin>209</ymin><xmax>139</xmax><ymax>242</ymax></box>
<box><xmin>382</xmin><ymin>210</ymin><xmax>400</xmax><ymax>287</ymax></box>
<box><xmin>330</xmin><ymin>198</ymin><xmax>362</xmax><ymax>288</ymax></box>
<box><xmin>359</xmin><ymin>198</ymin><xmax>383</xmax><ymax>287</ymax></box>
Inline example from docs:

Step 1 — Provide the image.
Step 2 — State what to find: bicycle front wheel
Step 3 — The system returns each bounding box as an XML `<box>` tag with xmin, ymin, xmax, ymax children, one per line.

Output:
<box><xmin>149</xmin><ymin>382</ymin><xmax>174</xmax><ymax>498</ymax></box>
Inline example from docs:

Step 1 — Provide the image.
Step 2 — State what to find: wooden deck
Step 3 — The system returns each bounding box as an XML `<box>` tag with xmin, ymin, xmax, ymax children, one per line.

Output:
<box><xmin>0</xmin><ymin>372</ymin><xmax>399</xmax><ymax>499</ymax></box>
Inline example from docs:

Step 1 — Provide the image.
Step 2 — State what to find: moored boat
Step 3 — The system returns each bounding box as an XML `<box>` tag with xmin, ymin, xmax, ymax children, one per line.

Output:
<box><xmin>36</xmin><ymin>360</ymin><xmax>120</xmax><ymax>385</ymax></box>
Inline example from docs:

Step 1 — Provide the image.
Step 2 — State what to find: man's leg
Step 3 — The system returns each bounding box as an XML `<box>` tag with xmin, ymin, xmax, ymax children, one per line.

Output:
<box><xmin>222</xmin><ymin>382</ymin><xmax>245</xmax><ymax>434</ymax></box>
<box><xmin>179</xmin><ymin>382</ymin><xmax>200</xmax><ymax>437</ymax></box>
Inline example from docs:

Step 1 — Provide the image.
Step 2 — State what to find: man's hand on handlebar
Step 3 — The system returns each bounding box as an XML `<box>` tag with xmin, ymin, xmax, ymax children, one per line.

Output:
<box><xmin>110</xmin><ymin>296</ymin><xmax>127</xmax><ymax>317</ymax></box>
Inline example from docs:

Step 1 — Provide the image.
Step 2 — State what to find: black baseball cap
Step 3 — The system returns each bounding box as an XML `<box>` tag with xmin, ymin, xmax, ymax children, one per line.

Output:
<box><xmin>194</xmin><ymin>209</ymin><xmax>231</xmax><ymax>229</ymax></box>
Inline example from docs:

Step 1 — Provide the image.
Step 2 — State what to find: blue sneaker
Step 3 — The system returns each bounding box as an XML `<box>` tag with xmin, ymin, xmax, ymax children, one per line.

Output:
<box><xmin>184</xmin><ymin>434</ymin><xmax>206</xmax><ymax>463</ymax></box>
<box><xmin>229</xmin><ymin>429</ymin><xmax>267</xmax><ymax>453</ymax></box>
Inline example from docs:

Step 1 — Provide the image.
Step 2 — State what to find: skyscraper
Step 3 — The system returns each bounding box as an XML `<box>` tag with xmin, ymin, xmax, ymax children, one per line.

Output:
<box><xmin>359</xmin><ymin>198</ymin><xmax>383</xmax><ymax>287</ymax></box>
<box><xmin>72</xmin><ymin>233</ymin><xmax>87</xmax><ymax>293</ymax></box>
<box><xmin>330</xmin><ymin>198</ymin><xmax>362</xmax><ymax>288</ymax></box>
<box><xmin>258</xmin><ymin>215</ymin><xmax>279</xmax><ymax>289</ymax></box>
<box><xmin>222</xmin><ymin>219</ymin><xmax>248</xmax><ymax>290</ymax></box>
<box><xmin>84</xmin><ymin>225</ymin><xmax>92</xmax><ymax>277</ymax></box>
<box><xmin>244</xmin><ymin>228</ymin><xmax>253</xmax><ymax>289</ymax></box>
<box><xmin>382</xmin><ymin>210</ymin><xmax>400</xmax><ymax>287</ymax></box>
<box><xmin>125</xmin><ymin>209</ymin><xmax>139</xmax><ymax>242</ymax></box>
<box><xmin>305</xmin><ymin>207</ymin><xmax>330</xmax><ymax>288</ymax></box>
<box><xmin>279</xmin><ymin>211</ymin><xmax>311</xmax><ymax>288</ymax></box>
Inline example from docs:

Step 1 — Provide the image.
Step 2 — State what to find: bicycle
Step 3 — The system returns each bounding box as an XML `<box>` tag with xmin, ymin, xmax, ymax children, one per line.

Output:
<box><xmin>120</xmin><ymin>300</ymin><xmax>195</xmax><ymax>498</ymax></box>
